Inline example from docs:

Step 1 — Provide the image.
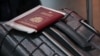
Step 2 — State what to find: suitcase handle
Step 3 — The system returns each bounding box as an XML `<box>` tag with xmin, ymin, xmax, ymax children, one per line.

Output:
<box><xmin>80</xmin><ymin>20</ymin><xmax>100</xmax><ymax>42</ymax></box>
<box><xmin>80</xmin><ymin>20</ymin><xmax>97</xmax><ymax>33</ymax></box>
<box><xmin>54</xmin><ymin>21</ymin><xmax>91</xmax><ymax>49</ymax></box>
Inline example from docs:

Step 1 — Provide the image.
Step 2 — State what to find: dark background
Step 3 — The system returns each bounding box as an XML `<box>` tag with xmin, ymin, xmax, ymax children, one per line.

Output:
<box><xmin>0</xmin><ymin>0</ymin><xmax>41</xmax><ymax>21</ymax></box>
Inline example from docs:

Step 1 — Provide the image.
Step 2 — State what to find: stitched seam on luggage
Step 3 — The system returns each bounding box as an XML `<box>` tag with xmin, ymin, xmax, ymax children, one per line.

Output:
<box><xmin>27</xmin><ymin>37</ymin><xmax>49</xmax><ymax>56</ymax></box>
<box><xmin>11</xmin><ymin>36</ymin><xmax>26</xmax><ymax>54</ymax></box>
<box><xmin>75</xmin><ymin>24</ymin><xmax>82</xmax><ymax>31</ymax></box>
<box><xmin>39</xmin><ymin>37</ymin><xmax>57</xmax><ymax>53</ymax></box>
<box><xmin>40</xmin><ymin>35</ymin><xmax>64</xmax><ymax>55</ymax></box>
<box><xmin>0</xmin><ymin>24</ymin><xmax>12</xmax><ymax>53</ymax></box>
<box><xmin>1</xmin><ymin>30</ymin><xmax>30</xmax><ymax>55</ymax></box>
<box><xmin>29</xmin><ymin>42</ymin><xmax>44</xmax><ymax>56</ymax></box>
<box><xmin>62</xmin><ymin>8</ymin><xmax>73</xmax><ymax>23</ymax></box>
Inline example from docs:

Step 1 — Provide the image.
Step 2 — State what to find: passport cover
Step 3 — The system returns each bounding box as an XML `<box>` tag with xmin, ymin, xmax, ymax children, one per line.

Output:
<box><xmin>14</xmin><ymin>5</ymin><xmax>65</xmax><ymax>32</ymax></box>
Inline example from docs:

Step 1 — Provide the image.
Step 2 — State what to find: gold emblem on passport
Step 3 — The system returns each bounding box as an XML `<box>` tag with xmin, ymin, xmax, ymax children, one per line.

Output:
<box><xmin>29</xmin><ymin>17</ymin><xmax>43</xmax><ymax>23</ymax></box>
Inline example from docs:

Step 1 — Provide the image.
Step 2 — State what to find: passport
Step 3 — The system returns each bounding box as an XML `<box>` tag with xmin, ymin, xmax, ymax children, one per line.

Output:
<box><xmin>5</xmin><ymin>5</ymin><xmax>65</xmax><ymax>33</ymax></box>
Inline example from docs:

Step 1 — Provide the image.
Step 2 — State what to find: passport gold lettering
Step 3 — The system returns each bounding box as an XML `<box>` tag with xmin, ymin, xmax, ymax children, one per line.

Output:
<box><xmin>29</xmin><ymin>17</ymin><xmax>43</xmax><ymax>23</ymax></box>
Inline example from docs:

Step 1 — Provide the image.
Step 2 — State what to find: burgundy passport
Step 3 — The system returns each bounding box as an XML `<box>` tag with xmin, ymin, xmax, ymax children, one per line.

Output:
<box><xmin>12</xmin><ymin>5</ymin><xmax>65</xmax><ymax>33</ymax></box>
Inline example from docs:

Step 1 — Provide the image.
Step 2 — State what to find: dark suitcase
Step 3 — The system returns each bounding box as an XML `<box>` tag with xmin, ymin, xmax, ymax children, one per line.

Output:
<box><xmin>0</xmin><ymin>8</ymin><xmax>100</xmax><ymax>56</ymax></box>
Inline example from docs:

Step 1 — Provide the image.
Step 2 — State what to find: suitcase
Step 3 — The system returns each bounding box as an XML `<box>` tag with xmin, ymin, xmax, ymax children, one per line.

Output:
<box><xmin>0</xmin><ymin>8</ymin><xmax>100</xmax><ymax>56</ymax></box>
